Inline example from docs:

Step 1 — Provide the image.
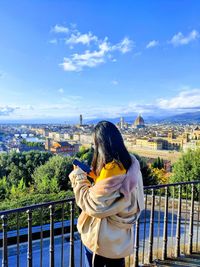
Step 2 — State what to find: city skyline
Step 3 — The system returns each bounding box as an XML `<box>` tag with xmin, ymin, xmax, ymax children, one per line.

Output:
<box><xmin>0</xmin><ymin>0</ymin><xmax>200</xmax><ymax>122</ymax></box>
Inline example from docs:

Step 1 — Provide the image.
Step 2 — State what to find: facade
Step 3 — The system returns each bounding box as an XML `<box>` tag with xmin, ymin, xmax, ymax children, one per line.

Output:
<box><xmin>192</xmin><ymin>127</ymin><xmax>200</xmax><ymax>140</ymax></box>
<box><xmin>136</xmin><ymin>138</ymin><xmax>163</xmax><ymax>150</ymax></box>
<box><xmin>120</xmin><ymin>117</ymin><xmax>124</xmax><ymax>129</ymax></box>
<box><xmin>133</xmin><ymin>115</ymin><xmax>145</xmax><ymax>128</ymax></box>
<box><xmin>49</xmin><ymin>141</ymin><xmax>78</xmax><ymax>155</ymax></box>
<box><xmin>64</xmin><ymin>133</ymin><xmax>73</xmax><ymax>140</ymax></box>
<box><xmin>80</xmin><ymin>134</ymin><xmax>93</xmax><ymax>147</ymax></box>
<box><xmin>80</xmin><ymin>114</ymin><xmax>83</xmax><ymax>126</ymax></box>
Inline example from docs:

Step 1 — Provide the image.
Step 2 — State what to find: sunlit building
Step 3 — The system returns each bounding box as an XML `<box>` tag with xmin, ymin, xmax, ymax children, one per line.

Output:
<box><xmin>133</xmin><ymin>114</ymin><xmax>145</xmax><ymax>128</ymax></box>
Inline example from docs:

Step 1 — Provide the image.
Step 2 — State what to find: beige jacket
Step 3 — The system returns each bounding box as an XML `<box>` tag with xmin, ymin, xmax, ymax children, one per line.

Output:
<box><xmin>69</xmin><ymin>155</ymin><xmax>145</xmax><ymax>259</ymax></box>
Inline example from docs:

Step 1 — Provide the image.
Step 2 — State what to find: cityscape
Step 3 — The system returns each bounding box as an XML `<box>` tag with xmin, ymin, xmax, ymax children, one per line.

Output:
<box><xmin>1</xmin><ymin>114</ymin><xmax>200</xmax><ymax>160</ymax></box>
<box><xmin>0</xmin><ymin>1</ymin><xmax>200</xmax><ymax>267</ymax></box>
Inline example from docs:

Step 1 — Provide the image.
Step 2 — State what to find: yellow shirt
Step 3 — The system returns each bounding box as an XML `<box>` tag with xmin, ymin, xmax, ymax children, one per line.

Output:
<box><xmin>95</xmin><ymin>161</ymin><xmax>126</xmax><ymax>183</ymax></box>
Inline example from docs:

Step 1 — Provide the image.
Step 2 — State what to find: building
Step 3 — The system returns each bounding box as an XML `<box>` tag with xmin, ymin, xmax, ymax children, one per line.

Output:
<box><xmin>80</xmin><ymin>134</ymin><xmax>93</xmax><ymax>147</ymax></box>
<box><xmin>133</xmin><ymin>115</ymin><xmax>145</xmax><ymax>128</ymax></box>
<box><xmin>63</xmin><ymin>133</ymin><xmax>73</xmax><ymax>140</ymax></box>
<box><xmin>80</xmin><ymin>114</ymin><xmax>83</xmax><ymax>126</ymax></box>
<box><xmin>120</xmin><ymin>117</ymin><xmax>124</xmax><ymax>129</ymax></box>
<box><xmin>192</xmin><ymin>126</ymin><xmax>200</xmax><ymax>140</ymax></box>
<box><xmin>136</xmin><ymin>138</ymin><xmax>163</xmax><ymax>150</ymax></box>
<box><xmin>49</xmin><ymin>141</ymin><xmax>79</xmax><ymax>155</ymax></box>
<box><xmin>45</xmin><ymin>138</ymin><xmax>51</xmax><ymax>150</ymax></box>
<box><xmin>73</xmin><ymin>133</ymin><xmax>80</xmax><ymax>141</ymax></box>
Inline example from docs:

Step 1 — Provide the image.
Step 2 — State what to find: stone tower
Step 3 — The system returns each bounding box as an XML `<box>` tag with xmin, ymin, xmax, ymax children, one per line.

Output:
<box><xmin>80</xmin><ymin>114</ymin><xmax>83</xmax><ymax>126</ymax></box>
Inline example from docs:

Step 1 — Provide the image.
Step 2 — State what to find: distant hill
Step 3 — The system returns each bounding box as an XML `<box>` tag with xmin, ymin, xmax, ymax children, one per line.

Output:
<box><xmin>86</xmin><ymin>115</ymin><xmax>138</xmax><ymax>125</ymax></box>
<box><xmin>86</xmin><ymin>111</ymin><xmax>200</xmax><ymax>125</ymax></box>
<box><xmin>161</xmin><ymin>111</ymin><xmax>200</xmax><ymax>123</ymax></box>
<box><xmin>1</xmin><ymin>111</ymin><xmax>200</xmax><ymax>125</ymax></box>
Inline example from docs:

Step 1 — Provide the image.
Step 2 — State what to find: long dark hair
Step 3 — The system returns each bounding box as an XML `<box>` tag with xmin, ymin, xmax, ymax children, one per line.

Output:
<box><xmin>91</xmin><ymin>121</ymin><xmax>132</xmax><ymax>176</ymax></box>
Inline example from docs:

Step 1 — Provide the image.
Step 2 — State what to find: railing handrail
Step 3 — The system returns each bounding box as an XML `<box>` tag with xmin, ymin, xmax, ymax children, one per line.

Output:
<box><xmin>144</xmin><ymin>180</ymin><xmax>200</xmax><ymax>190</ymax></box>
<box><xmin>0</xmin><ymin>180</ymin><xmax>200</xmax><ymax>217</ymax></box>
<box><xmin>0</xmin><ymin>180</ymin><xmax>200</xmax><ymax>267</ymax></box>
<box><xmin>0</xmin><ymin>197</ymin><xmax>75</xmax><ymax>216</ymax></box>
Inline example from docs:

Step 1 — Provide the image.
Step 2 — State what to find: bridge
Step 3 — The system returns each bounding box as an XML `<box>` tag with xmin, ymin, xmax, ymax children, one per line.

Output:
<box><xmin>0</xmin><ymin>181</ymin><xmax>200</xmax><ymax>267</ymax></box>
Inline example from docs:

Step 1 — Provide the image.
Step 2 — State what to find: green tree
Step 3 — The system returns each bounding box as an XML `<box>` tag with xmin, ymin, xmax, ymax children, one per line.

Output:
<box><xmin>170</xmin><ymin>149</ymin><xmax>200</xmax><ymax>183</ymax></box>
<box><xmin>7</xmin><ymin>164</ymin><xmax>23</xmax><ymax>187</ymax></box>
<box><xmin>33</xmin><ymin>155</ymin><xmax>73</xmax><ymax>193</ymax></box>
<box><xmin>75</xmin><ymin>146</ymin><xmax>88</xmax><ymax>158</ymax></box>
<box><xmin>151</xmin><ymin>157</ymin><xmax>164</xmax><ymax>169</ymax></box>
<box><xmin>80</xmin><ymin>148</ymin><xmax>94</xmax><ymax>165</ymax></box>
<box><xmin>151</xmin><ymin>168</ymin><xmax>170</xmax><ymax>184</ymax></box>
<box><xmin>0</xmin><ymin>190</ymin><xmax>75</xmax><ymax>230</ymax></box>
<box><xmin>133</xmin><ymin>154</ymin><xmax>158</xmax><ymax>186</ymax></box>
<box><xmin>21</xmin><ymin>139</ymin><xmax>44</xmax><ymax>148</ymax></box>
<box><xmin>0</xmin><ymin>177</ymin><xmax>8</xmax><ymax>200</ymax></box>
<box><xmin>10</xmin><ymin>178</ymin><xmax>27</xmax><ymax>199</ymax></box>
<box><xmin>170</xmin><ymin>149</ymin><xmax>200</xmax><ymax>199</ymax></box>
<box><xmin>75</xmin><ymin>146</ymin><xmax>94</xmax><ymax>166</ymax></box>
<box><xmin>0</xmin><ymin>151</ymin><xmax>52</xmax><ymax>186</ymax></box>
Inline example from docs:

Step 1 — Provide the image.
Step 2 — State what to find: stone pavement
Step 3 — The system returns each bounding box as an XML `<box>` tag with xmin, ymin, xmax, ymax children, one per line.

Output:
<box><xmin>154</xmin><ymin>253</ymin><xmax>200</xmax><ymax>267</ymax></box>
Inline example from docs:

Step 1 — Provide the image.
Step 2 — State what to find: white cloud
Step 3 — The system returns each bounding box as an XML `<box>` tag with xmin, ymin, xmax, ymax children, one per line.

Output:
<box><xmin>61</xmin><ymin>37</ymin><xmax>133</xmax><ymax>71</ymax></box>
<box><xmin>146</xmin><ymin>40</ymin><xmax>159</xmax><ymax>49</ymax></box>
<box><xmin>66</xmin><ymin>32</ymin><xmax>98</xmax><ymax>45</ymax></box>
<box><xmin>0</xmin><ymin>106</ymin><xmax>19</xmax><ymax>116</ymax></box>
<box><xmin>52</xmin><ymin>24</ymin><xmax>69</xmax><ymax>34</ymax></box>
<box><xmin>50</xmin><ymin>23</ymin><xmax>134</xmax><ymax>71</ymax></box>
<box><xmin>61</xmin><ymin>59</ymin><xmax>78</xmax><ymax>71</ymax></box>
<box><xmin>111</xmin><ymin>80</ymin><xmax>119</xmax><ymax>85</ymax></box>
<box><xmin>157</xmin><ymin>89</ymin><xmax>200</xmax><ymax>110</ymax></box>
<box><xmin>0</xmin><ymin>71</ymin><xmax>6</xmax><ymax>78</ymax></box>
<box><xmin>133</xmin><ymin>51</ymin><xmax>142</xmax><ymax>57</ymax></box>
<box><xmin>60</xmin><ymin>39</ymin><xmax>110</xmax><ymax>71</ymax></box>
<box><xmin>3</xmin><ymin>89</ymin><xmax>200</xmax><ymax>120</ymax></box>
<box><xmin>58</xmin><ymin>88</ymin><xmax>64</xmax><ymax>93</ymax></box>
<box><xmin>126</xmin><ymin>88</ymin><xmax>200</xmax><ymax>116</ymax></box>
<box><xmin>2</xmin><ymin>96</ymin><xmax>84</xmax><ymax>120</ymax></box>
<box><xmin>170</xmin><ymin>30</ymin><xmax>199</xmax><ymax>46</ymax></box>
<box><xmin>61</xmin><ymin>95</ymin><xmax>82</xmax><ymax>104</ymax></box>
<box><xmin>49</xmin><ymin>39</ymin><xmax>58</xmax><ymax>44</ymax></box>
<box><xmin>112</xmin><ymin>37</ymin><xmax>134</xmax><ymax>53</ymax></box>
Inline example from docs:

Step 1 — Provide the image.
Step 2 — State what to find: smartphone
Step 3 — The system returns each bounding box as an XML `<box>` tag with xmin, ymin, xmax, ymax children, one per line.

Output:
<box><xmin>72</xmin><ymin>159</ymin><xmax>91</xmax><ymax>174</ymax></box>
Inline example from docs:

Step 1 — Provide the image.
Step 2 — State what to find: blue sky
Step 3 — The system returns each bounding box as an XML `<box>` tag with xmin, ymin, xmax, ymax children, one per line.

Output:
<box><xmin>0</xmin><ymin>0</ymin><xmax>200</xmax><ymax>122</ymax></box>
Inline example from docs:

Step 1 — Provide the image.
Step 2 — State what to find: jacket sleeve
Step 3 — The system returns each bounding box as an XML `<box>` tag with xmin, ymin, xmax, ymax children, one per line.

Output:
<box><xmin>69</xmin><ymin>168</ymin><xmax>129</xmax><ymax>218</ymax></box>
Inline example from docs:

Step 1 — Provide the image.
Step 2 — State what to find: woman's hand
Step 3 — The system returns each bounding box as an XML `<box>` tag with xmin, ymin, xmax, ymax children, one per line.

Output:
<box><xmin>73</xmin><ymin>164</ymin><xmax>78</xmax><ymax>170</ymax></box>
<box><xmin>88</xmin><ymin>171</ymin><xmax>97</xmax><ymax>181</ymax></box>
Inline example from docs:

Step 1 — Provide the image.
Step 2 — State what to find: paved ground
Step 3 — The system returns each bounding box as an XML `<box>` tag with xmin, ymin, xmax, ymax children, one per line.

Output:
<box><xmin>154</xmin><ymin>254</ymin><xmax>200</xmax><ymax>267</ymax></box>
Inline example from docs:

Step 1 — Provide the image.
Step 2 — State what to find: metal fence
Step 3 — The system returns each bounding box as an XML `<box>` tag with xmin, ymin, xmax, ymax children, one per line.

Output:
<box><xmin>0</xmin><ymin>180</ymin><xmax>200</xmax><ymax>267</ymax></box>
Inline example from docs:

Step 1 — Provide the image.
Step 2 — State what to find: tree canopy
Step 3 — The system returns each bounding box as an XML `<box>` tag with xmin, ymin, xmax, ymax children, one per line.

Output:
<box><xmin>33</xmin><ymin>155</ymin><xmax>73</xmax><ymax>193</ymax></box>
<box><xmin>170</xmin><ymin>148</ymin><xmax>200</xmax><ymax>183</ymax></box>
<box><xmin>0</xmin><ymin>151</ymin><xmax>52</xmax><ymax>187</ymax></box>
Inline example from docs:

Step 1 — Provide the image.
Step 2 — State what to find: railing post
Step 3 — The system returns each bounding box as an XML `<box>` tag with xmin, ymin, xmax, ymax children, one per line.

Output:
<box><xmin>40</xmin><ymin>208</ymin><xmax>43</xmax><ymax>267</ymax></box>
<box><xmin>49</xmin><ymin>205</ymin><xmax>54</xmax><ymax>267</ymax></box>
<box><xmin>162</xmin><ymin>187</ymin><xmax>168</xmax><ymax>260</ymax></box>
<box><xmin>1</xmin><ymin>215</ymin><xmax>8</xmax><ymax>267</ymax></box>
<box><xmin>69</xmin><ymin>201</ymin><xmax>75</xmax><ymax>267</ymax></box>
<box><xmin>133</xmin><ymin>218</ymin><xmax>140</xmax><ymax>267</ymax></box>
<box><xmin>175</xmin><ymin>185</ymin><xmax>182</xmax><ymax>258</ymax></box>
<box><xmin>148</xmin><ymin>189</ymin><xmax>155</xmax><ymax>263</ymax></box>
<box><xmin>80</xmin><ymin>241</ymin><xmax>83</xmax><ymax>267</ymax></box>
<box><xmin>27</xmin><ymin>210</ymin><xmax>33</xmax><ymax>267</ymax></box>
<box><xmin>188</xmin><ymin>184</ymin><xmax>194</xmax><ymax>254</ymax></box>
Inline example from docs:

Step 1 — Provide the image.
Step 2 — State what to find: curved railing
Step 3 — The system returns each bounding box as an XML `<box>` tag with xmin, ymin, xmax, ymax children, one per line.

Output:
<box><xmin>0</xmin><ymin>181</ymin><xmax>200</xmax><ymax>267</ymax></box>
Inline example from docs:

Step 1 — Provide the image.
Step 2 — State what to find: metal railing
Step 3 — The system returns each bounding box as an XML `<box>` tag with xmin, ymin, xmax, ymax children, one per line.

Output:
<box><xmin>132</xmin><ymin>181</ymin><xmax>200</xmax><ymax>266</ymax></box>
<box><xmin>0</xmin><ymin>181</ymin><xmax>200</xmax><ymax>267</ymax></box>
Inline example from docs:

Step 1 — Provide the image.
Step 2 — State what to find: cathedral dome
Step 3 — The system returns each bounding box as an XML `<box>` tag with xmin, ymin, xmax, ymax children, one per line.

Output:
<box><xmin>134</xmin><ymin>115</ymin><xmax>145</xmax><ymax>127</ymax></box>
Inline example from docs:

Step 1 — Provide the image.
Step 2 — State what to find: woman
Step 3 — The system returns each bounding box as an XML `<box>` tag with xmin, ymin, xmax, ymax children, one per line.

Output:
<box><xmin>69</xmin><ymin>121</ymin><xmax>144</xmax><ymax>267</ymax></box>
